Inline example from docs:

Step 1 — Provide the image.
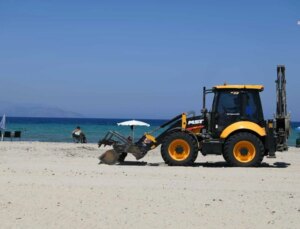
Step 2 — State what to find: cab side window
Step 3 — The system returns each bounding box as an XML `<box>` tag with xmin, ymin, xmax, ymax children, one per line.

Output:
<box><xmin>244</xmin><ymin>91</ymin><xmax>263</xmax><ymax>122</ymax></box>
<box><xmin>214</xmin><ymin>91</ymin><xmax>241</xmax><ymax>131</ymax></box>
<box><xmin>217</xmin><ymin>91</ymin><xmax>241</xmax><ymax>115</ymax></box>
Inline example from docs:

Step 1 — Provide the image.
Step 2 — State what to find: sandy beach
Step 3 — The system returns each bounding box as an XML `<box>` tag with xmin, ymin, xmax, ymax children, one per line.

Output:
<box><xmin>0</xmin><ymin>141</ymin><xmax>299</xmax><ymax>229</ymax></box>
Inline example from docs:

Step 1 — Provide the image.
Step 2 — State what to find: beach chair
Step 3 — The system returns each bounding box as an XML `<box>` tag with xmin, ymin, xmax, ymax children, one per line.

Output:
<box><xmin>4</xmin><ymin>131</ymin><xmax>12</xmax><ymax>141</ymax></box>
<box><xmin>13</xmin><ymin>131</ymin><xmax>21</xmax><ymax>140</ymax></box>
<box><xmin>2</xmin><ymin>131</ymin><xmax>22</xmax><ymax>141</ymax></box>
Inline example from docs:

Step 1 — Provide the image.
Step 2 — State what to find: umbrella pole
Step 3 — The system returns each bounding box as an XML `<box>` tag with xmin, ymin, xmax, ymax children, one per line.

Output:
<box><xmin>132</xmin><ymin>126</ymin><xmax>134</xmax><ymax>142</ymax></box>
<box><xmin>130</xmin><ymin>125</ymin><xmax>134</xmax><ymax>142</ymax></box>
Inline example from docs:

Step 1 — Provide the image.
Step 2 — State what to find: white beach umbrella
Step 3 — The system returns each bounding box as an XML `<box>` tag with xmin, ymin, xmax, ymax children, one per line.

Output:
<box><xmin>117</xmin><ymin>120</ymin><xmax>150</xmax><ymax>141</ymax></box>
<box><xmin>117</xmin><ymin>120</ymin><xmax>150</xmax><ymax>127</ymax></box>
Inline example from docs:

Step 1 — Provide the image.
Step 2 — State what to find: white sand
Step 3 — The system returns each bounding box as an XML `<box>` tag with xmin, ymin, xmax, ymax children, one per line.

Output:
<box><xmin>0</xmin><ymin>141</ymin><xmax>300</xmax><ymax>229</ymax></box>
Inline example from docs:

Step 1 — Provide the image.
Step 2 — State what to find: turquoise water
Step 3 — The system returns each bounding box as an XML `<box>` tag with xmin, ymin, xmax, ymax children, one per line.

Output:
<box><xmin>4</xmin><ymin>117</ymin><xmax>164</xmax><ymax>143</ymax></box>
<box><xmin>2</xmin><ymin>117</ymin><xmax>300</xmax><ymax>146</ymax></box>
<box><xmin>287</xmin><ymin>122</ymin><xmax>300</xmax><ymax>146</ymax></box>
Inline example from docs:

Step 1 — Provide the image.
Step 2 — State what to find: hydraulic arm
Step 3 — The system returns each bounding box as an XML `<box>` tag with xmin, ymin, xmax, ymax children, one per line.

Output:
<box><xmin>98</xmin><ymin>113</ymin><xmax>188</xmax><ymax>164</ymax></box>
<box><xmin>275</xmin><ymin>65</ymin><xmax>290</xmax><ymax>151</ymax></box>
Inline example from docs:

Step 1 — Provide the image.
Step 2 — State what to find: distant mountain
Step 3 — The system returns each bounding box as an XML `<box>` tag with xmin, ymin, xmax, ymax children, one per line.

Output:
<box><xmin>0</xmin><ymin>101</ymin><xmax>83</xmax><ymax>118</ymax></box>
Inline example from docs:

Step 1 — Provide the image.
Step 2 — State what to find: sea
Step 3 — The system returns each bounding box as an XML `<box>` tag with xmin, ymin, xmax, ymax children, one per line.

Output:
<box><xmin>2</xmin><ymin>117</ymin><xmax>300</xmax><ymax>146</ymax></box>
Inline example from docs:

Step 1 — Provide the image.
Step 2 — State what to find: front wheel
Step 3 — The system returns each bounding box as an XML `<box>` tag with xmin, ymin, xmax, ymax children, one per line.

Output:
<box><xmin>161</xmin><ymin>132</ymin><xmax>198</xmax><ymax>166</ymax></box>
<box><xmin>223</xmin><ymin>132</ymin><xmax>264</xmax><ymax>167</ymax></box>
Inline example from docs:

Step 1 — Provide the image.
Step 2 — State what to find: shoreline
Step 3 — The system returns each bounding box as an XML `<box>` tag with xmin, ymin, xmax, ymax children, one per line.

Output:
<box><xmin>2</xmin><ymin>116</ymin><xmax>300</xmax><ymax>146</ymax></box>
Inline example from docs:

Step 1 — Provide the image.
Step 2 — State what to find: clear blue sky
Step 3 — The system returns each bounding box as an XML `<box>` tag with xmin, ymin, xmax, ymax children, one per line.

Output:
<box><xmin>0</xmin><ymin>0</ymin><xmax>299</xmax><ymax>119</ymax></box>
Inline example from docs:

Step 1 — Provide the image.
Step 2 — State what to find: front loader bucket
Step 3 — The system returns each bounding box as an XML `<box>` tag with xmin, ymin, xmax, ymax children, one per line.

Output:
<box><xmin>98</xmin><ymin>130</ymin><xmax>156</xmax><ymax>165</ymax></box>
<box><xmin>99</xmin><ymin>149</ymin><xmax>119</xmax><ymax>165</ymax></box>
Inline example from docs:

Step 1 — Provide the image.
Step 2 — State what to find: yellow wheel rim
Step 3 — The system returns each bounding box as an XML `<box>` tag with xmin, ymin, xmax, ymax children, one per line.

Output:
<box><xmin>233</xmin><ymin>141</ymin><xmax>256</xmax><ymax>163</ymax></box>
<box><xmin>168</xmin><ymin>139</ymin><xmax>190</xmax><ymax>161</ymax></box>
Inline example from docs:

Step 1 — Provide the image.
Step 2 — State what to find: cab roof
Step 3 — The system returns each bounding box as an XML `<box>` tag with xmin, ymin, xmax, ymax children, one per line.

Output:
<box><xmin>213</xmin><ymin>85</ymin><xmax>264</xmax><ymax>91</ymax></box>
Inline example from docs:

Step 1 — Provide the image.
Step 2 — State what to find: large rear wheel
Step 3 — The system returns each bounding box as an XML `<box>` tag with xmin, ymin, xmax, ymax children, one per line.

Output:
<box><xmin>161</xmin><ymin>132</ymin><xmax>198</xmax><ymax>166</ymax></box>
<box><xmin>223</xmin><ymin>132</ymin><xmax>264</xmax><ymax>167</ymax></box>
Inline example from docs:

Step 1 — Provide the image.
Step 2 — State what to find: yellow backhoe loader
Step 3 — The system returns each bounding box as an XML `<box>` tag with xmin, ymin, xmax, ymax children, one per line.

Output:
<box><xmin>98</xmin><ymin>65</ymin><xmax>290</xmax><ymax>167</ymax></box>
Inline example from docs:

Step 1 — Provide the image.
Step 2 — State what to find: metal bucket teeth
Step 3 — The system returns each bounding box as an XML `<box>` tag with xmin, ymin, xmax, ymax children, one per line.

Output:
<box><xmin>99</xmin><ymin>149</ymin><xmax>119</xmax><ymax>165</ymax></box>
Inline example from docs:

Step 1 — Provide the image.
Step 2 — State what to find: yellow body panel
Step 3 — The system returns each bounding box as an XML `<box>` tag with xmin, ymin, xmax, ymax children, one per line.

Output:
<box><xmin>214</xmin><ymin>85</ymin><xmax>264</xmax><ymax>91</ymax></box>
<box><xmin>145</xmin><ymin>134</ymin><xmax>157</xmax><ymax>143</ymax></box>
<box><xmin>220</xmin><ymin>121</ymin><xmax>266</xmax><ymax>139</ymax></box>
<box><xmin>181</xmin><ymin>113</ymin><xmax>187</xmax><ymax>129</ymax></box>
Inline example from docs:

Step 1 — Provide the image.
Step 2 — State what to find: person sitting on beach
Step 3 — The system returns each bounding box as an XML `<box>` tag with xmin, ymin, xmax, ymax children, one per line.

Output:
<box><xmin>72</xmin><ymin>126</ymin><xmax>87</xmax><ymax>143</ymax></box>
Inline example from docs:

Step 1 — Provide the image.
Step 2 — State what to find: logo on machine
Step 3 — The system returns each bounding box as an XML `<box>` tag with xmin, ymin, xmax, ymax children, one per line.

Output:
<box><xmin>188</xmin><ymin>119</ymin><xmax>203</xmax><ymax>125</ymax></box>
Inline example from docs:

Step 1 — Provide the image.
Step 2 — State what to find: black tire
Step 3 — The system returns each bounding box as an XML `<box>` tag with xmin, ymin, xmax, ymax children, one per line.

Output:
<box><xmin>161</xmin><ymin>132</ymin><xmax>198</xmax><ymax>166</ymax></box>
<box><xmin>118</xmin><ymin>152</ymin><xmax>127</xmax><ymax>163</ymax></box>
<box><xmin>223</xmin><ymin>132</ymin><xmax>264</xmax><ymax>167</ymax></box>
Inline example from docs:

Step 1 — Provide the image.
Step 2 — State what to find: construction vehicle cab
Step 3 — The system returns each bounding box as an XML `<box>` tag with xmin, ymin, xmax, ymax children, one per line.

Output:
<box><xmin>199</xmin><ymin>85</ymin><xmax>270</xmax><ymax>166</ymax></box>
<box><xmin>98</xmin><ymin>65</ymin><xmax>290</xmax><ymax>167</ymax></box>
<box><xmin>208</xmin><ymin>85</ymin><xmax>264</xmax><ymax>138</ymax></box>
